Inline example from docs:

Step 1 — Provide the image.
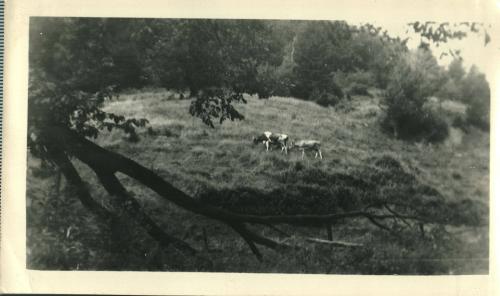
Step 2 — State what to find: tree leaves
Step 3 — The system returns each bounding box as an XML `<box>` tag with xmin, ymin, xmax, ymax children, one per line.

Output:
<box><xmin>407</xmin><ymin>21</ymin><xmax>491</xmax><ymax>51</ymax></box>
<box><xmin>188</xmin><ymin>88</ymin><xmax>245</xmax><ymax>128</ymax></box>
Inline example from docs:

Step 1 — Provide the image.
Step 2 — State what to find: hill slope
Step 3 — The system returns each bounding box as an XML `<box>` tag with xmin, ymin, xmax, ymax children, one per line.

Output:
<box><xmin>102</xmin><ymin>89</ymin><xmax>489</xmax><ymax>204</ymax></box>
<box><xmin>27</xmin><ymin>89</ymin><xmax>490</xmax><ymax>274</ymax></box>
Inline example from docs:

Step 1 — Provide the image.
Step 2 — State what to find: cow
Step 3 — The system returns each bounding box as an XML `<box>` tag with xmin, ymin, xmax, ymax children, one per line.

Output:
<box><xmin>289</xmin><ymin>140</ymin><xmax>323</xmax><ymax>160</ymax></box>
<box><xmin>253</xmin><ymin>131</ymin><xmax>289</xmax><ymax>154</ymax></box>
<box><xmin>271</xmin><ymin>133</ymin><xmax>289</xmax><ymax>154</ymax></box>
<box><xmin>253</xmin><ymin>131</ymin><xmax>273</xmax><ymax>151</ymax></box>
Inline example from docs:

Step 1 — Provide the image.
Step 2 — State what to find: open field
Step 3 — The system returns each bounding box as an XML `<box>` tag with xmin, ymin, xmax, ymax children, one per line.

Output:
<box><xmin>27</xmin><ymin>89</ymin><xmax>489</xmax><ymax>274</ymax></box>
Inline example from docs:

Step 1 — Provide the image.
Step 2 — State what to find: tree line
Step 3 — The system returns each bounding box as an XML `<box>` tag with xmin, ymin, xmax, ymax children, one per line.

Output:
<box><xmin>30</xmin><ymin>18</ymin><xmax>490</xmax><ymax>142</ymax></box>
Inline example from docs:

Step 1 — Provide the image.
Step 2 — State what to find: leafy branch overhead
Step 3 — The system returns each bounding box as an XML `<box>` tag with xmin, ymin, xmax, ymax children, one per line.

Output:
<box><xmin>407</xmin><ymin>21</ymin><xmax>491</xmax><ymax>58</ymax></box>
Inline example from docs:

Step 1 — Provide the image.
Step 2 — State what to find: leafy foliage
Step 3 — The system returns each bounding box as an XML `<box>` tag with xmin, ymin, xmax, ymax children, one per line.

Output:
<box><xmin>29</xmin><ymin>18</ymin><xmax>153</xmax><ymax>157</ymax></box>
<box><xmin>188</xmin><ymin>88</ymin><xmax>246</xmax><ymax>127</ymax></box>
<box><xmin>382</xmin><ymin>49</ymin><xmax>449</xmax><ymax>142</ymax></box>
<box><xmin>448</xmin><ymin>58</ymin><xmax>466</xmax><ymax>82</ymax></box>
<box><xmin>349</xmin><ymin>28</ymin><xmax>408</xmax><ymax>88</ymax></box>
<box><xmin>291</xmin><ymin>21</ymin><xmax>353</xmax><ymax>103</ymax></box>
<box><xmin>271</xmin><ymin>21</ymin><xmax>411</xmax><ymax>103</ymax></box>
<box><xmin>408</xmin><ymin>21</ymin><xmax>491</xmax><ymax>51</ymax></box>
<box><xmin>436</xmin><ymin>60</ymin><xmax>490</xmax><ymax>131</ymax></box>
<box><xmin>461</xmin><ymin>66</ymin><xmax>490</xmax><ymax>130</ymax></box>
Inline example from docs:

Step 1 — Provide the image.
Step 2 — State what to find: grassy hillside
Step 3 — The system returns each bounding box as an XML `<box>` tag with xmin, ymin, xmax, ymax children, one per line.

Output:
<box><xmin>26</xmin><ymin>89</ymin><xmax>489</xmax><ymax>274</ymax></box>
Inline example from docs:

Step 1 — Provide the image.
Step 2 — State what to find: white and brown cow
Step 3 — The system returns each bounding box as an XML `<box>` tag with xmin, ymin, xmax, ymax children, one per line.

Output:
<box><xmin>253</xmin><ymin>131</ymin><xmax>289</xmax><ymax>154</ymax></box>
<box><xmin>289</xmin><ymin>140</ymin><xmax>323</xmax><ymax>160</ymax></box>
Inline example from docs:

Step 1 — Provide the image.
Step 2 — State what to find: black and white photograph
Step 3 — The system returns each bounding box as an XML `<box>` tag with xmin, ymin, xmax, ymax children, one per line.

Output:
<box><xmin>22</xmin><ymin>16</ymin><xmax>493</xmax><ymax>276</ymax></box>
<box><xmin>2</xmin><ymin>0</ymin><xmax>499</xmax><ymax>293</ymax></box>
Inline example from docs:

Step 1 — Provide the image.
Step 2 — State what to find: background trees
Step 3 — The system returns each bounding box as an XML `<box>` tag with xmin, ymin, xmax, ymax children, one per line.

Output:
<box><xmin>291</xmin><ymin>21</ymin><xmax>353</xmax><ymax>104</ymax></box>
<box><xmin>29</xmin><ymin>18</ymin><xmax>491</xmax><ymax>143</ymax></box>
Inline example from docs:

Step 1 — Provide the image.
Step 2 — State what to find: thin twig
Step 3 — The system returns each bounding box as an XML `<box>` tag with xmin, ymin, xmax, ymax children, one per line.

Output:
<box><xmin>383</xmin><ymin>204</ymin><xmax>412</xmax><ymax>228</ymax></box>
<box><xmin>305</xmin><ymin>237</ymin><xmax>363</xmax><ymax>247</ymax></box>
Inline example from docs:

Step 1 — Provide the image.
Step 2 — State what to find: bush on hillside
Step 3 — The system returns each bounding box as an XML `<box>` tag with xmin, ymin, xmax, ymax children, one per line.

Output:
<box><xmin>452</xmin><ymin>116</ymin><xmax>469</xmax><ymax>132</ymax></box>
<box><xmin>461</xmin><ymin>66</ymin><xmax>490</xmax><ymax>131</ymax></box>
<box><xmin>437</xmin><ymin>58</ymin><xmax>466</xmax><ymax>101</ymax></box>
<box><xmin>346</xmin><ymin>82</ymin><xmax>372</xmax><ymax>97</ymax></box>
<box><xmin>382</xmin><ymin>49</ymin><xmax>449</xmax><ymax>142</ymax></box>
<box><xmin>447</xmin><ymin>58</ymin><xmax>466</xmax><ymax>82</ymax></box>
<box><xmin>334</xmin><ymin>70</ymin><xmax>374</xmax><ymax>97</ymax></box>
<box><xmin>436</xmin><ymin>79</ymin><xmax>462</xmax><ymax>101</ymax></box>
<box><xmin>467</xmin><ymin>100</ymin><xmax>490</xmax><ymax>131</ymax></box>
<box><xmin>312</xmin><ymin>87</ymin><xmax>343</xmax><ymax>107</ymax></box>
<box><xmin>335</xmin><ymin>70</ymin><xmax>375</xmax><ymax>89</ymax></box>
<box><xmin>437</xmin><ymin>60</ymin><xmax>490</xmax><ymax>131</ymax></box>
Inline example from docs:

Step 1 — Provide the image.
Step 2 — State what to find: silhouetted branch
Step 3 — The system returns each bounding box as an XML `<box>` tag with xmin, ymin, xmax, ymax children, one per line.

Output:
<box><xmin>47</xmin><ymin>146</ymin><xmax>114</xmax><ymax>221</ymax></box>
<box><xmin>230</xmin><ymin>223</ymin><xmax>263</xmax><ymax>261</ymax></box>
<box><xmin>94</xmin><ymin>170</ymin><xmax>197</xmax><ymax>255</ymax></box>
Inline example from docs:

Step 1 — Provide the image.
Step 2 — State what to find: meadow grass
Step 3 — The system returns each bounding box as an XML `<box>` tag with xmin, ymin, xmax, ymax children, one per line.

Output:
<box><xmin>26</xmin><ymin>89</ymin><xmax>489</xmax><ymax>274</ymax></box>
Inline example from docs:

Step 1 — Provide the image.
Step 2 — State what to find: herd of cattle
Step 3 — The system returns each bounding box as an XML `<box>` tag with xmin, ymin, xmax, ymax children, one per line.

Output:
<box><xmin>252</xmin><ymin>131</ymin><xmax>323</xmax><ymax>160</ymax></box>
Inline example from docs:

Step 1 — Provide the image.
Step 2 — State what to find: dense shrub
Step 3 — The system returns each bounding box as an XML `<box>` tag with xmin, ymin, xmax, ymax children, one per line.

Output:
<box><xmin>335</xmin><ymin>70</ymin><xmax>375</xmax><ymax>89</ymax></box>
<box><xmin>347</xmin><ymin>82</ymin><xmax>372</xmax><ymax>97</ymax></box>
<box><xmin>382</xmin><ymin>49</ymin><xmax>449</xmax><ymax>142</ymax></box>
<box><xmin>467</xmin><ymin>98</ymin><xmax>490</xmax><ymax>131</ymax></box>
<box><xmin>334</xmin><ymin>70</ymin><xmax>374</xmax><ymax>97</ymax></box>
<box><xmin>436</xmin><ymin>79</ymin><xmax>462</xmax><ymax>101</ymax></box>
<box><xmin>461</xmin><ymin>66</ymin><xmax>490</xmax><ymax>130</ymax></box>
<box><xmin>436</xmin><ymin>60</ymin><xmax>490</xmax><ymax>131</ymax></box>
<box><xmin>448</xmin><ymin>58</ymin><xmax>466</xmax><ymax>82</ymax></box>
<box><xmin>311</xmin><ymin>87</ymin><xmax>343</xmax><ymax>107</ymax></box>
<box><xmin>452</xmin><ymin>116</ymin><xmax>468</xmax><ymax>132</ymax></box>
<box><xmin>437</xmin><ymin>58</ymin><xmax>466</xmax><ymax>101</ymax></box>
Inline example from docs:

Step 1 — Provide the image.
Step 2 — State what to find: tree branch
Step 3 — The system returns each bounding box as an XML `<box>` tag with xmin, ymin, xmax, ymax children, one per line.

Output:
<box><xmin>94</xmin><ymin>170</ymin><xmax>197</xmax><ymax>255</ymax></box>
<box><xmin>383</xmin><ymin>204</ymin><xmax>412</xmax><ymax>228</ymax></box>
<box><xmin>230</xmin><ymin>223</ymin><xmax>263</xmax><ymax>261</ymax></box>
<box><xmin>46</xmin><ymin>139</ymin><xmax>196</xmax><ymax>255</ymax></box>
<box><xmin>46</xmin><ymin>145</ymin><xmax>114</xmax><ymax>221</ymax></box>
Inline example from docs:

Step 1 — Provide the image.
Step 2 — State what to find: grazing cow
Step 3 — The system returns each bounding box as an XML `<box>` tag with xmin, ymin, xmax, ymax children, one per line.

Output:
<box><xmin>289</xmin><ymin>140</ymin><xmax>323</xmax><ymax>160</ymax></box>
<box><xmin>252</xmin><ymin>131</ymin><xmax>289</xmax><ymax>154</ymax></box>
<box><xmin>270</xmin><ymin>133</ymin><xmax>289</xmax><ymax>154</ymax></box>
<box><xmin>253</xmin><ymin>131</ymin><xmax>273</xmax><ymax>151</ymax></box>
